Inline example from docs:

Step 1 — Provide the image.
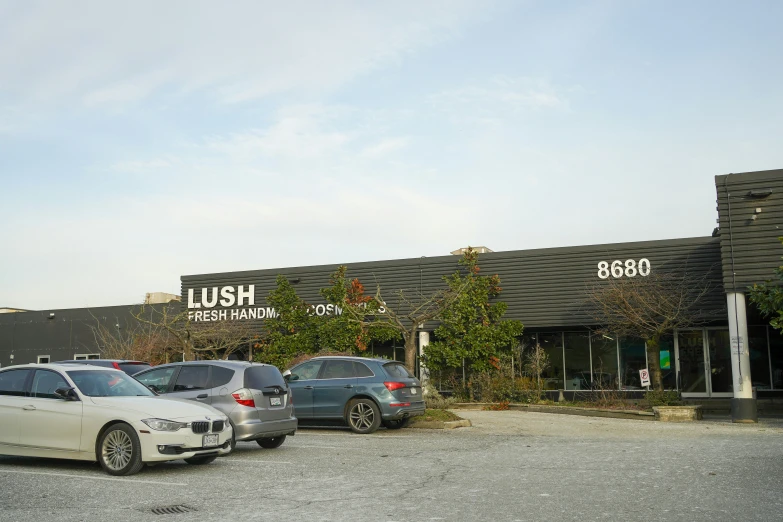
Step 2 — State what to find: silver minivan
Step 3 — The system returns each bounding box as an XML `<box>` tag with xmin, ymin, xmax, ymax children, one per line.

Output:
<box><xmin>134</xmin><ymin>361</ymin><xmax>296</xmax><ymax>449</ymax></box>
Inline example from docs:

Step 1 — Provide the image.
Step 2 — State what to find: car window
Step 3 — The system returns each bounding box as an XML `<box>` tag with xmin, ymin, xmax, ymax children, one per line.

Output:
<box><xmin>173</xmin><ymin>366</ymin><xmax>209</xmax><ymax>391</ymax></box>
<box><xmin>31</xmin><ymin>370</ymin><xmax>69</xmax><ymax>399</ymax></box>
<box><xmin>384</xmin><ymin>362</ymin><xmax>414</xmax><ymax>379</ymax></box>
<box><xmin>211</xmin><ymin>366</ymin><xmax>235</xmax><ymax>388</ymax></box>
<box><xmin>67</xmin><ymin>370</ymin><xmax>154</xmax><ymax>397</ymax></box>
<box><xmin>244</xmin><ymin>366</ymin><xmax>285</xmax><ymax>389</ymax></box>
<box><xmin>353</xmin><ymin>362</ymin><xmax>374</xmax><ymax>378</ymax></box>
<box><xmin>0</xmin><ymin>369</ymin><xmax>31</xmax><ymax>397</ymax></box>
<box><xmin>135</xmin><ymin>367</ymin><xmax>178</xmax><ymax>393</ymax></box>
<box><xmin>118</xmin><ymin>363</ymin><xmax>151</xmax><ymax>375</ymax></box>
<box><xmin>321</xmin><ymin>360</ymin><xmax>356</xmax><ymax>379</ymax></box>
<box><xmin>289</xmin><ymin>360</ymin><xmax>323</xmax><ymax>381</ymax></box>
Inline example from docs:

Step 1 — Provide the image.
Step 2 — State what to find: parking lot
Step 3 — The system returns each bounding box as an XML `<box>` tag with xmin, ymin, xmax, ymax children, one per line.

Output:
<box><xmin>1</xmin><ymin>410</ymin><xmax>782</xmax><ymax>522</ymax></box>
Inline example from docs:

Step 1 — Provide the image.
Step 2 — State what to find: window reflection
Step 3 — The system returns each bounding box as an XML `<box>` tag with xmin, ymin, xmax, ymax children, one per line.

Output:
<box><xmin>538</xmin><ymin>333</ymin><xmax>563</xmax><ymax>390</ymax></box>
<box><xmin>748</xmin><ymin>326</ymin><xmax>771</xmax><ymax>390</ymax></box>
<box><xmin>591</xmin><ymin>335</ymin><xmax>618</xmax><ymax>390</ymax></box>
<box><xmin>770</xmin><ymin>329</ymin><xmax>783</xmax><ymax>390</ymax></box>
<box><xmin>564</xmin><ymin>332</ymin><xmax>590</xmax><ymax>390</ymax></box>
<box><xmin>619</xmin><ymin>337</ymin><xmax>647</xmax><ymax>390</ymax></box>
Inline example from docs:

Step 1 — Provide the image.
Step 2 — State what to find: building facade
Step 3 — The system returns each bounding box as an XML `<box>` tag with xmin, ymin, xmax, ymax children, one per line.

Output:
<box><xmin>2</xmin><ymin>169</ymin><xmax>781</xmax><ymax>420</ymax></box>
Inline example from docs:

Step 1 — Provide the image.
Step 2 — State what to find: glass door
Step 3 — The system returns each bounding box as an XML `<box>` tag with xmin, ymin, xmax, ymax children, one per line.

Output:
<box><xmin>677</xmin><ymin>330</ymin><xmax>709</xmax><ymax>396</ymax></box>
<box><xmin>707</xmin><ymin>328</ymin><xmax>734</xmax><ymax>396</ymax></box>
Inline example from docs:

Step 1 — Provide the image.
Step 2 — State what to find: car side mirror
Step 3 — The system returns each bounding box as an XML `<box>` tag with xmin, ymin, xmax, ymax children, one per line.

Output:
<box><xmin>282</xmin><ymin>369</ymin><xmax>291</xmax><ymax>382</ymax></box>
<box><xmin>54</xmin><ymin>387</ymin><xmax>78</xmax><ymax>401</ymax></box>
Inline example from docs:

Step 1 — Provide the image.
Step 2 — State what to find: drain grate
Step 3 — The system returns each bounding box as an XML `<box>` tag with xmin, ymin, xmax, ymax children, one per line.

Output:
<box><xmin>151</xmin><ymin>505</ymin><xmax>197</xmax><ymax>515</ymax></box>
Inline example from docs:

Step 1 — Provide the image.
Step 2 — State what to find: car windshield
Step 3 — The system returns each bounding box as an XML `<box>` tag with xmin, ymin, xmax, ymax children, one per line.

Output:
<box><xmin>67</xmin><ymin>370</ymin><xmax>155</xmax><ymax>397</ymax></box>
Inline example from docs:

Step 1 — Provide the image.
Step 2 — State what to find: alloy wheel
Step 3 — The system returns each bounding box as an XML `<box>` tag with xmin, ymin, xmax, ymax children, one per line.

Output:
<box><xmin>102</xmin><ymin>429</ymin><xmax>133</xmax><ymax>471</ymax></box>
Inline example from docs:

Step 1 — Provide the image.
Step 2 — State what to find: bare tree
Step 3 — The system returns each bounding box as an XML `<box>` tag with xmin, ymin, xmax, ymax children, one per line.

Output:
<box><xmin>132</xmin><ymin>305</ymin><xmax>255</xmax><ymax>361</ymax></box>
<box><xmin>586</xmin><ymin>266</ymin><xmax>720</xmax><ymax>391</ymax></box>
<box><xmin>88</xmin><ymin>310</ymin><xmax>176</xmax><ymax>365</ymax></box>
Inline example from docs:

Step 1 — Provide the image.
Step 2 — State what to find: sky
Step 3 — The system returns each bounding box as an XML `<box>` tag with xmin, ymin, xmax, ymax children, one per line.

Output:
<box><xmin>1</xmin><ymin>0</ymin><xmax>782</xmax><ymax>310</ymax></box>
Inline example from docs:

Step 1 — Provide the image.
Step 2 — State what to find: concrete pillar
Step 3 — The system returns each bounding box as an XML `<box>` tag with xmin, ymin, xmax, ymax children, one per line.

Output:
<box><xmin>418</xmin><ymin>330</ymin><xmax>430</xmax><ymax>391</ymax></box>
<box><xmin>727</xmin><ymin>292</ymin><xmax>758</xmax><ymax>423</ymax></box>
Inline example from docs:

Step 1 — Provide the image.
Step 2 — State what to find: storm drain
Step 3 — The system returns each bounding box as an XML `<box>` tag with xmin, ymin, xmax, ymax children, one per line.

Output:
<box><xmin>150</xmin><ymin>505</ymin><xmax>197</xmax><ymax>515</ymax></box>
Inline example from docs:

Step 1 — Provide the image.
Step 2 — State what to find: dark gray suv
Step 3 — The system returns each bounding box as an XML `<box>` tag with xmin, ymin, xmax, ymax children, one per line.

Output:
<box><xmin>134</xmin><ymin>361</ymin><xmax>296</xmax><ymax>449</ymax></box>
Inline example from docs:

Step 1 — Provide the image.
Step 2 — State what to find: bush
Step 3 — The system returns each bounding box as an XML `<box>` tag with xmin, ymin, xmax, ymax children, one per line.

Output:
<box><xmin>645</xmin><ymin>390</ymin><xmax>682</xmax><ymax>407</ymax></box>
<box><xmin>425</xmin><ymin>390</ymin><xmax>457</xmax><ymax>410</ymax></box>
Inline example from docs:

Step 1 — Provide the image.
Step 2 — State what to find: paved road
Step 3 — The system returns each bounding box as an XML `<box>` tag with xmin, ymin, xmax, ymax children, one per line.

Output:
<box><xmin>1</xmin><ymin>411</ymin><xmax>782</xmax><ymax>521</ymax></box>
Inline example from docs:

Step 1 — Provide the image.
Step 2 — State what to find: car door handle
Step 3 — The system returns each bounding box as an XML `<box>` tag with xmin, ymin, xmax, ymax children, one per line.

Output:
<box><xmin>196</xmin><ymin>394</ymin><xmax>208</xmax><ymax>399</ymax></box>
<box><xmin>22</xmin><ymin>405</ymin><xmax>36</xmax><ymax>411</ymax></box>
<box><xmin>304</xmin><ymin>386</ymin><xmax>313</xmax><ymax>390</ymax></box>
<box><xmin>344</xmin><ymin>385</ymin><xmax>354</xmax><ymax>389</ymax></box>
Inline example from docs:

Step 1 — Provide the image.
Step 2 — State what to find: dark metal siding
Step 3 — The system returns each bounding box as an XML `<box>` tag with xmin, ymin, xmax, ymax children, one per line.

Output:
<box><xmin>716</xmin><ymin>169</ymin><xmax>783</xmax><ymax>292</ymax></box>
<box><xmin>181</xmin><ymin>236</ymin><xmax>726</xmax><ymax>329</ymax></box>
<box><xmin>0</xmin><ymin>304</ymin><xmax>172</xmax><ymax>366</ymax></box>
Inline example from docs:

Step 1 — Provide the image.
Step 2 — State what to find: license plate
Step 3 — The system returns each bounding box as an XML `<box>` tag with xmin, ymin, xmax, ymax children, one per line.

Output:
<box><xmin>270</xmin><ymin>397</ymin><xmax>282</xmax><ymax>406</ymax></box>
<box><xmin>202</xmin><ymin>434</ymin><xmax>219</xmax><ymax>447</ymax></box>
<box><xmin>410</xmin><ymin>388</ymin><xmax>418</xmax><ymax>395</ymax></box>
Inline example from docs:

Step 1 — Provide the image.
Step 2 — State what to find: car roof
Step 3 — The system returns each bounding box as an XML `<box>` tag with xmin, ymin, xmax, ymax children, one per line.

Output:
<box><xmin>52</xmin><ymin>359</ymin><xmax>149</xmax><ymax>364</ymax></box>
<box><xmin>308</xmin><ymin>356</ymin><xmax>395</xmax><ymax>364</ymax></box>
<box><xmin>2</xmin><ymin>363</ymin><xmax>121</xmax><ymax>372</ymax></box>
<box><xmin>142</xmin><ymin>360</ymin><xmax>276</xmax><ymax>370</ymax></box>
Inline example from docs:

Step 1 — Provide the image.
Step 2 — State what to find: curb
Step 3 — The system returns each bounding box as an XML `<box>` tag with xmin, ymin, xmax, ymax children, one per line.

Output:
<box><xmin>451</xmin><ymin>402</ymin><xmax>656</xmax><ymax>421</ymax></box>
<box><xmin>409</xmin><ymin>419</ymin><xmax>472</xmax><ymax>430</ymax></box>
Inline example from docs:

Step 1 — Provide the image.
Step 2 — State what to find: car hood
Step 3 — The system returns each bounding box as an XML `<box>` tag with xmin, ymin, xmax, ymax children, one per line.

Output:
<box><xmin>88</xmin><ymin>396</ymin><xmax>225</xmax><ymax>420</ymax></box>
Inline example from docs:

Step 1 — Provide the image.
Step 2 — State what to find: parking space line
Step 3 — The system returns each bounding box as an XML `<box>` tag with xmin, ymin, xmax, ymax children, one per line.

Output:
<box><xmin>222</xmin><ymin>460</ymin><xmax>293</xmax><ymax>465</ymax></box>
<box><xmin>0</xmin><ymin>469</ymin><xmax>187</xmax><ymax>486</ymax></box>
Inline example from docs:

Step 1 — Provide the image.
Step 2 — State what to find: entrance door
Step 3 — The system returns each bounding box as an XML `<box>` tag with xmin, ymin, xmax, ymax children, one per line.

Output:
<box><xmin>677</xmin><ymin>328</ymin><xmax>734</xmax><ymax>398</ymax></box>
<box><xmin>677</xmin><ymin>330</ymin><xmax>708</xmax><ymax>396</ymax></box>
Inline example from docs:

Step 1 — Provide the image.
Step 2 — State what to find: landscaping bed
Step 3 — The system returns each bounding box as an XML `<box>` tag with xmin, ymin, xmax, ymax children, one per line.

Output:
<box><xmin>408</xmin><ymin>408</ymin><xmax>472</xmax><ymax>429</ymax></box>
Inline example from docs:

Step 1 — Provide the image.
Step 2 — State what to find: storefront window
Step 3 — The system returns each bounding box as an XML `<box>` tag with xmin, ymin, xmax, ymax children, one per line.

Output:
<box><xmin>748</xmin><ymin>326</ymin><xmax>771</xmax><ymax>390</ymax></box>
<box><xmin>707</xmin><ymin>329</ymin><xmax>733</xmax><ymax>393</ymax></box>
<box><xmin>678</xmin><ymin>330</ymin><xmax>707</xmax><ymax>393</ymax></box>
<box><xmin>619</xmin><ymin>337</ymin><xmax>647</xmax><ymax>390</ymax></box>
<box><xmin>770</xmin><ymin>329</ymin><xmax>783</xmax><ymax>390</ymax></box>
<box><xmin>591</xmin><ymin>334</ymin><xmax>618</xmax><ymax>390</ymax></box>
<box><xmin>658</xmin><ymin>335</ymin><xmax>677</xmax><ymax>390</ymax></box>
<box><xmin>564</xmin><ymin>332</ymin><xmax>591</xmax><ymax>390</ymax></box>
<box><xmin>538</xmin><ymin>333</ymin><xmax>563</xmax><ymax>390</ymax></box>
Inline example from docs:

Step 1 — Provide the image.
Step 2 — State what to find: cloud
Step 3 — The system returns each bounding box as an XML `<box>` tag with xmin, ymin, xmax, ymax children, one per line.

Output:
<box><xmin>431</xmin><ymin>76</ymin><xmax>572</xmax><ymax>122</ymax></box>
<box><xmin>0</xmin><ymin>1</ymin><xmax>489</xmax><ymax>107</ymax></box>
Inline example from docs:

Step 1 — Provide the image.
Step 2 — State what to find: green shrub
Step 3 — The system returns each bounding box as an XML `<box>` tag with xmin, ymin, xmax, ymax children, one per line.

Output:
<box><xmin>645</xmin><ymin>390</ymin><xmax>682</xmax><ymax>407</ymax></box>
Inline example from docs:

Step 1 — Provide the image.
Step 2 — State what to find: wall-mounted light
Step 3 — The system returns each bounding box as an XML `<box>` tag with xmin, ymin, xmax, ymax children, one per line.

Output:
<box><xmin>289</xmin><ymin>277</ymin><xmax>301</xmax><ymax>284</ymax></box>
<box><xmin>48</xmin><ymin>312</ymin><xmax>55</xmax><ymax>320</ymax></box>
<box><xmin>748</xmin><ymin>189</ymin><xmax>772</xmax><ymax>198</ymax></box>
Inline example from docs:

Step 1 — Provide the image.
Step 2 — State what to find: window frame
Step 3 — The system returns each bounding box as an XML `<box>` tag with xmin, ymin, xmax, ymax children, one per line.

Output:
<box><xmin>30</xmin><ymin>369</ymin><xmax>70</xmax><ymax>400</ymax></box>
<box><xmin>37</xmin><ymin>355</ymin><xmax>50</xmax><ymax>364</ymax></box>
<box><xmin>172</xmin><ymin>365</ymin><xmax>211</xmax><ymax>392</ymax></box>
<box><xmin>73</xmin><ymin>354</ymin><xmax>100</xmax><ymax>361</ymax></box>
<box><xmin>134</xmin><ymin>366</ymin><xmax>181</xmax><ymax>394</ymax></box>
<box><xmin>0</xmin><ymin>368</ymin><xmax>34</xmax><ymax>397</ymax></box>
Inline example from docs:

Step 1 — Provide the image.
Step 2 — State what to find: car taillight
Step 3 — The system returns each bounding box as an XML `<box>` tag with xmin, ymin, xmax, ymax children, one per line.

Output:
<box><xmin>231</xmin><ymin>388</ymin><xmax>256</xmax><ymax>407</ymax></box>
<box><xmin>112</xmin><ymin>362</ymin><xmax>121</xmax><ymax>370</ymax></box>
<box><xmin>390</xmin><ymin>402</ymin><xmax>411</xmax><ymax>407</ymax></box>
<box><xmin>384</xmin><ymin>382</ymin><xmax>406</xmax><ymax>392</ymax></box>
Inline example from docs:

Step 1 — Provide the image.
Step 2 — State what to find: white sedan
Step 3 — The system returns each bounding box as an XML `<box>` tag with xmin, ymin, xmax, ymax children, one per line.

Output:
<box><xmin>0</xmin><ymin>363</ymin><xmax>232</xmax><ymax>475</ymax></box>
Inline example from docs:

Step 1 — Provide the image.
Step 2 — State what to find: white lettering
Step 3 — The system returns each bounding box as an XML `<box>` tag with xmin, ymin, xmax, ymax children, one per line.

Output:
<box><xmin>335</xmin><ymin>305</ymin><xmax>343</xmax><ymax>316</ymax></box>
<box><xmin>239</xmin><ymin>309</ymin><xmax>248</xmax><ymax>320</ymax></box>
<box><xmin>266</xmin><ymin>307</ymin><xmax>277</xmax><ymax>318</ymax></box>
<box><xmin>220</xmin><ymin>286</ymin><xmax>236</xmax><ymax>307</ymax></box>
<box><xmin>194</xmin><ymin>311</ymin><xmax>203</xmax><ymax>321</ymax></box>
<box><xmin>201</xmin><ymin>287</ymin><xmax>219</xmax><ymax>308</ymax></box>
<box><xmin>187</xmin><ymin>289</ymin><xmax>200</xmax><ymax>309</ymax></box>
<box><xmin>218</xmin><ymin>310</ymin><xmax>227</xmax><ymax>321</ymax></box>
<box><xmin>248</xmin><ymin>308</ymin><xmax>257</xmax><ymax>319</ymax></box>
<box><xmin>231</xmin><ymin>309</ymin><xmax>239</xmax><ymax>320</ymax></box>
<box><xmin>316</xmin><ymin>304</ymin><xmax>326</xmax><ymax>316</ymax></box>
<box><xmin>188</xmin><ymin>311</ymin><xmax>194</xmax><ymax>320</ymax></box>
<box><xmin>237</xmin><ymin>285</ymin><xmax>255</xmax><ymax>306</ymax></box>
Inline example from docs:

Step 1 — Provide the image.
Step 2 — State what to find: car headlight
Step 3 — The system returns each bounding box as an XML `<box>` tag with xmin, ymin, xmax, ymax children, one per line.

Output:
<box><xmin>142</xmin><ymin>418</ymin><xmax>187</xmax><ymax>431</ymax></box>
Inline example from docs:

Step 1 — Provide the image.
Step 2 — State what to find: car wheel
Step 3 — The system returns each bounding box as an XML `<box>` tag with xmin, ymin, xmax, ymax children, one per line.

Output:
<box><xmin>256</xmin><ymin>435</ymin><xmax>286</xmax><ymax>449</ymax></box>
<box><xmin>228</xmin><ymin>419</ymin><xmax>237</xmax><ymax>451</ymax></box>
<box><xmin>382</xmin><ymin>417</ymin><xmax>410</xmax><ymax>430</ymax></box>
<box><xmin>97</xmin><ymin>424</ymin><xmax>144</xmax><ymax>476</ymax></box>
<box><xmin>184</xmin><ymin>455</ymin><xmax>218</xmax><ymax>465</ymax></box>
<box><xmin>346</xmin><ymin>398</ymin><xmax>381</xmax><ymax>434</ymax></box>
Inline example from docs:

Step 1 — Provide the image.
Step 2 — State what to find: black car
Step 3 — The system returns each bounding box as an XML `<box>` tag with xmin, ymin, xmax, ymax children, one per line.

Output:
<box><xmin>52</xmin><ymin>359</ymin><xmax>152</xmax><ymax>375</ymax></box>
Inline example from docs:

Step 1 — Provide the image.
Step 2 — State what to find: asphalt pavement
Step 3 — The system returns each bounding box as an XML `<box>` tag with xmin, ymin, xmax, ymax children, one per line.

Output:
<box><xmin>1</xmin><ymin>410</ymin><xmax>782</xmax><ymax>522</ymax></box>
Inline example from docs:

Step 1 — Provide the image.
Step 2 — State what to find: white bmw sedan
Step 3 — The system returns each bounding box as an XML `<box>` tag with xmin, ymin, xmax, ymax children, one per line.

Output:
<box><xmin>0</xmin><ymin>363</ymin><xmax>232</xmax><ymax>476</ymax></box>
